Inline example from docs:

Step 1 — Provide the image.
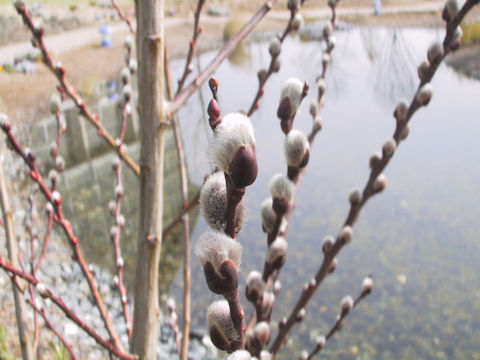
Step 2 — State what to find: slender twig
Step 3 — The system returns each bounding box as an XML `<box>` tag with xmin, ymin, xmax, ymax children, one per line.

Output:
<box><xmin>269</xmin><ymin>2</ymin><xmax>479</xmax><ymax>356</ymax></box>
<box><xmin>26</xmin><ymin>190</ymin><xmax>40</xmax><ymax>354</ymax></box>
<box><xmin>246</xmin><ymin>2</ymin><xmax>305</xmax><ymax>116</ymax></box>
<box><xmin>13</xmin><ymin>3</ymin><xmax>140</xmax><ymax>176</ymax></box>
<box><xmin>162</xmin><ymin>190</ymin><xmax>200</xmax><ymax>237</ymax></box>
<box><xmin>0</xmin><ymin>148</ymin><xmax>34</xmax><ymax>360</ymax></box>
<box><xmin>175</xmin><ymin>0</ymin><xmax>206</xmax><ymax>96</ymax></box>
<box><xmin>165</xmin><ymin>44</ymin><xmax>192</xmax><ymax>360</ymax></box>
<box><xmin>0</xmin><ymin>255</ymin><xmax>137</xmax><ymax>359</ymax></box>
<box><xmin>110</xmin><ymin>158</ymin><xmax>132</xmax><ymax>340</ymax></box>
<box><xmin>305</xmin><ymin>288</ymin><xmax>371</xmax><ymax>360</ymax></box>
<box><xmin>25</xmin><ymin>295</ymin><xmax>77</xmax><ymax>360</ymax></box>
<box><xmin>110</xmin><ymin>0</ymin><xmax>136</xmax><ymax>35</ymax></box>
<box><xmin>168</xmin><ymin>0</ymin><xmax>277</xmax><ymax>116</ymax></box>
<box><xmin>0</xmin><ymin>123</ymin><xmax>126</xmax><ymax>354</ymax></box>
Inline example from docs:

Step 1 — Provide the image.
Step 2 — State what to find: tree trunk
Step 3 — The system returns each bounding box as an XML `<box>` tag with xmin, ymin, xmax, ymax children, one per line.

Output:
<box><xmin>130</xmin><ymin>0</ymin><xmax>167</xmax><ymax>358</ymax></box>
<box><xmin>0</xmin><ymin>155</ymin><xmax>34</xmax><ymax>360</ymax></box>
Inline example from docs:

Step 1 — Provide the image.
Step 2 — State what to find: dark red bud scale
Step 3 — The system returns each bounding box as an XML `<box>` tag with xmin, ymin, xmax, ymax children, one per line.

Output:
<box><xmin>208</xmin><ymin>99</ymin><xmax>221</xmax><ymax>119</ymax></box>
<box><xmin>203</xmin><ymin>259</ymin><xmax>238</xmax><ymax>295</ymax></box>
<box><xmin>230</xmin><ymin>145</ymin><xmax>258</xmax><ymax>189</ymax></box>
<box><xmin>277</xmin><ymin>97</ymin><xmax>292</xmax><ymax>122</ymax></box>
<box><xmin>272</xmin><ymin>197</ymin><xmax>289</xmax><ymax>216</ymax></box>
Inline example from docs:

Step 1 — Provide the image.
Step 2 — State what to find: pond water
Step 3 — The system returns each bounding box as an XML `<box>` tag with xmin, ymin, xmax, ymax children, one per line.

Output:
<box><xmin>47</xmin><ymin>25</ymin><xmax>480</xmax><ymax>359</ymax></box>
<box><xmin>166</xmin><ymin>27</ymin><xmax>480</xmax><ymax>360</ymax></box>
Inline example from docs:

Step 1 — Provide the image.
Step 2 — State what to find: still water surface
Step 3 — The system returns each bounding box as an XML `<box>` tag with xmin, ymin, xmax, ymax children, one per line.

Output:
<box><xmin>57</xmin><ymin>26</ymin><xmax>480</xmax><ymax>359</ymax></box>
<box><xmin>169</xmin><ymin>27</ymin><xmax>480</xmax><ymax>360</ymax></box>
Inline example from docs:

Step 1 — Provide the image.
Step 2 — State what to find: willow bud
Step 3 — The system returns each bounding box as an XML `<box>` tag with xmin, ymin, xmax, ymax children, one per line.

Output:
<box><xmin>200</xmin><ymin>172</ymin><xmax>245</xmax><ymax>232</ymax></box>
<box><xmin>195</xmin><ymin>231</ymin><xmax>242</xmax><ymax>295</ymax></box>
<box><xmin>362</xmin><ymin>275</ymin><xmax>373</xmax><ymax>294</ymax></box>
<box><xmin>269</xmin><ymin>173</ymin><xmax>295</xmax><ymax>203</ymax></box>
<box><xmin>316</xmin><ymin>335</ymin><xmax>326</xmax><ymax>349</ymax></box>
<box><xmin>227</xmin><ymin>350</ymin><xmax>251</xmax><ymax>360</ymax></box>
<box><xmin>208</xmin><ymin>113</ymin><xmax>257</xmax><ymax>188</ymax></box>
<box><xmin>322</xmin><ymin>236</ymin><xmax>334</xmax><ymax>253</ymax></box>
<box><xmin>208</xmin><ymin>300</ymin><xmax>238</xmax><ymax>352</ymax></box>
<box><xmin>340</xmin><ymin>295</ymin><xmax>354</xmax><ymax>315</ymax></box>
<box><xmin>291</xmin><ymin>13</ymin><xmax>304</xmax><ymax>31</ymax></box>
<box><xmin>246</xmin><ymin>271</ymin><xmax>266</xmax><ymax>304</ymax></box>
<box><xmin>394</xmin><ymin>101</ymin><xmax>408</xmax><ymax>123</ymax></box>
<box><xmin>443</xmin><ymin>0</ymin><xmax>459</xmax><ymax>23</ymax></box>
<box><xmin>372</xmin><ymin>173</ymin><xmax>387</xmax><ymax>193</ymax></box>
<box><xmin>416</xmin><ymin>83</ymin><xmax>433</xmax><ymax>106</ymax></box>
<box><xmin>349</xmin><ymin>189</ymin><xmax>361</xmax><ymax>206</ymax></box>
<box><xmin>285</xmin><ymin>129</ymin><xmax>310</xmax><ymax>168</ymax></box>
<box><xmin>254</xmin><ymin>322</ymin><xmax>270</xmax><ymax>347</ymax></box>
<box><xmin>427</xmin><ymin>42</ymin><xmax>444</xmax><ymax>64</ymax></box>
<box><xmin>278</xmin><ymin>77</ymin><xmax>305</xmax><ymax>122</ymax></box>
<box><xmin>417</xmin><ymin>59</ymin><xmax>430</xmax><ymax>81</ymax></box>
<box><xmin>339</xmin><ymin>226</ymin><xmax>353</xmax><ymax>244</ymax></box>
<box><xmin>369</xmin><ymin>152</ymin><xmax>382</xmax><ymax>169</ymax></box>
<box><xmin>268</xmin><ymin>37</ymin><xmax>281</xmax><ymax>57</ymax></box>
<box><xmin>266</xmin><ymin>236</ymin><xmax>288</xmax><ymax>268</ymax></box>
<box><xmin>382</xmin><ymin>139</ymin><xmax>396</xmax><ymax>158</ymax></box>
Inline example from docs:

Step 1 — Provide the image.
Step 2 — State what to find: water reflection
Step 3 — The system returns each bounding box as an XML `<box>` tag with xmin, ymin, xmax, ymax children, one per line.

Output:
<box><xmin>171</xmin><ymin>27</ymin><xmax>480</xmax><ymax>359</ymax></box>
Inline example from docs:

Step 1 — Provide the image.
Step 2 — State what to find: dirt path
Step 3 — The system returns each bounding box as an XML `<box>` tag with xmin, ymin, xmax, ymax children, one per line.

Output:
<box><xmin>0</xmin><ymin>1</ymin><xmax>445</xmax><ymax>64</ymax></box>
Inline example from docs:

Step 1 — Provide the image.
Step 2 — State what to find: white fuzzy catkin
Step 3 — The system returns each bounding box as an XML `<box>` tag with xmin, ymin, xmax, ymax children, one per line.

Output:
<box><xmin>260</xmin><ymin>351</ymin><xmax>272</xmax><ymax>360</ymax></box>
<box><xmin>200</xmin><ymin>172</ymin><xmax>245</xmax><ymax>231</ymax></box>
<box><xmin>268</xmin><ymin>37</ymin><xmax>281</xmax><ymax>57</ymax></box>
<box><xmin>362</xmin><ymin>276</ymin><xmax>374</xmax><ymax>293</ymax></box>
<box><xmin>227</xmin><ymin>350</ymin><xmax>251</xmax><ymax>360</ymax></box>
<box><xmin>246</xmin><ymin>271</ymin><xmax>265</xmax><ymax>297</ymax></box>
<box><xmin>207</xmin><ymin>300</ymin><xmax>238</xmax><ymax>343</ymax></box>
<box><xmin>444</xmin><ymin>0</ymin><xmax>459</xmax><ymax>22</ymax></box>
<box><xmin>316</xmin><ymin>335</ymin><xmax>326</xmax><ymax>348</ymax></box>
<box><xmin>254</xmin><ymin>322</ymin><xmax>270</xmax><ymax>346</ymax></box>
<box><xmin>269</xmin><ymin>174</ymin><xmax>296</xmax><ymax>202</ymax></box>
<box><xmin>266</xmin><ymin>236</ymin><xmax>288</xmax><ymax>265</ymax></box>
<box><xmin>195</xmin><ymin>231</ymin><xmax>242</xmax><ymax>275</ymax></box>
<box><xmin>261</xmin><ymin>198</ymin><xmax>276</xmax><ymax>233</ymax></box>
<box><xmin>291</xmin><ymin>13</ymin><xmax>304</xmax><ymax>31</ymax></box>
<box><xmin>208</xmin><ymin>113</ymin><xmax>255</xmax><ymax>174</ymax></box>
<box><xmin>285</xmin><ymin>129</ymin><xmax>309</xmax><ymax>167</ymax></box>
<box><xmin>416</xmin><ymin>83</ymin><xmax>433</xmax><ymax>105</ymax></box>
<box><xmin>279</xmin><ymin>77</ymin><xmax>304</xmax><ymax>117</ymax></box>
<box><xmin>340</xmin><ymin>295</ymin><xmax>354</xmax><ymax>313</ymax></box>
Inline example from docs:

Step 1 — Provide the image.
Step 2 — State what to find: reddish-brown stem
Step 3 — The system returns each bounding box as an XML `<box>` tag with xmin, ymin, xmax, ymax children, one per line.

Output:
<box><xmin>175</xmin><ymin>0</ymin><xmax>206</xmax><ymax>96</ymax></box>
<box><xmin>224</xmin><ymin>288</ymin><xmax>245</xmax><ymax>351</ymax></box>
<box><xmin>269</xmin><ymin>3</ymin><xmax>478</xmax><ymax>357</ymax></box>
<box><xmin>24</xmin><ymin>291</ymin><xmax>77</xmax><ymax>360</ymax></box>
<box><xmin>224</xmin><ymin>176</ymin><xmax>245</xmax><ymax>239</ymax></box>
<box><xmin>110</xmin><ymin>0</ymin><xmax>136</xmax><ymax>35</ymax></box>
<box><xmin>168</xmin><ymin>0</ymin><xmax>277</xmax><ymax>116</ymax></box>
<box><xmin>14</xmin><ymin>4</ymin><xmax>140</xmax><ymax>176</ymax></box>
<box><xmin>34</xmin><ymin>211</ymin><xmax>53</xmax><ymax>275</ymax></box>
<box><xmin>1</xmin><ymin>124</ymin><xmax>125</xmax><ymax>354</ymax></box>
<box><xmin>0</xmin><ymin>256</ymin><xmax>136</xmax><ymax>359</ymax></box>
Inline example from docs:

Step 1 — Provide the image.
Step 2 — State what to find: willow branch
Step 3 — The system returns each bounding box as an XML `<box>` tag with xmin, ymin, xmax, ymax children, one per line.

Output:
<box><xmin>0</xmin><ymin>255</ymin><xmax>136</xmax><ymax>359</ymax></box>
<box><xmin>0</xmin><ymin>149</ymin><xmax>34</xmax><ymax>360</ymax></box>
<box><xmin>165</xmin><ymin>44</ymin><xmax>193</xmax><ymax>360</ymax></box>
<box><xmin>168</xmin><ymin>0</ymin><xmax>276</xmax><ymax>116</ymax></box>
<box><xmin>175</xmin><ymin>0</ymin><xmax>206</xmax><ymax>96</ymax></box>
<box><xmin>306</xmin><ymin>288</ymin><xmax>371</xmax><ymax>360</ymax></box>
<box><xmin>269</xmin><ymin>2</ymin><xmax>478</xmax><ymax>356</ymax></box>
<box><xmin>111</xmin><ymin>0</ymin><xmax>136</xmax><ymax>35</ymax></box>
<box><xmin>1</xmin><ymin>122</ymin><xmax>125</xmax><ymax>354</ymax></box>
<box><xmin>14</xmin><ymin>3</ymin><xmax>140</xmax><ymax>176</ymax></box>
